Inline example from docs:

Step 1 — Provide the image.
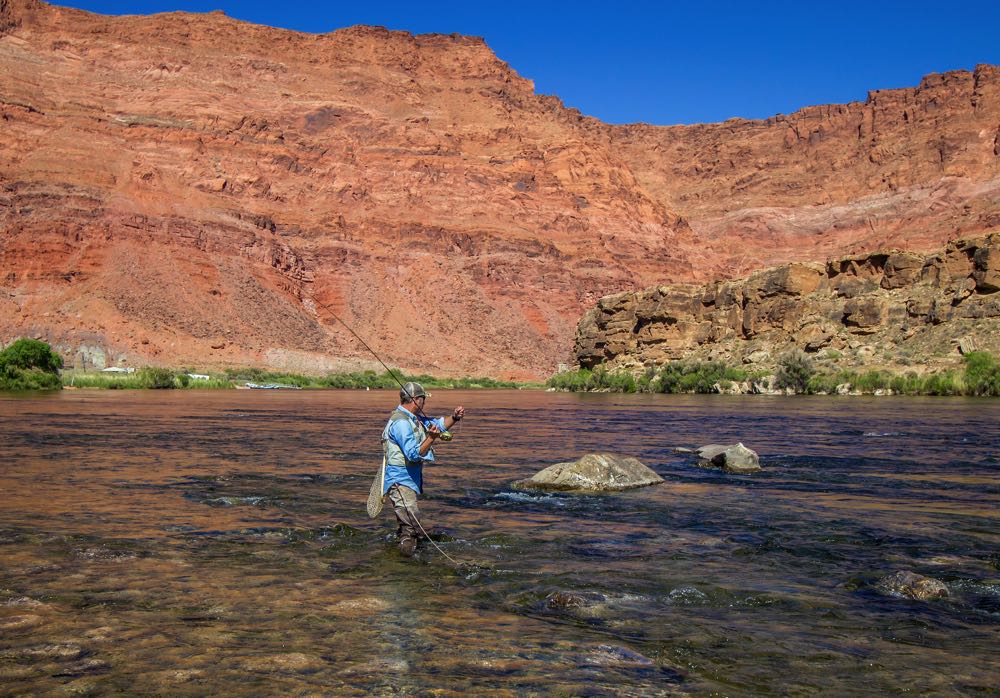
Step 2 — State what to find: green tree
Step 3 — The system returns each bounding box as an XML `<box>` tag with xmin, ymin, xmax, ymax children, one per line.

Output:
<box><xmin>0</xmin><ymin>338</ymin><xmax>63</xmax><ymax>372</ymax></box>
<box><xmin>0</xmin><ymin>338</ymin><xmax>63</xmax><ymax>391</ymax></box>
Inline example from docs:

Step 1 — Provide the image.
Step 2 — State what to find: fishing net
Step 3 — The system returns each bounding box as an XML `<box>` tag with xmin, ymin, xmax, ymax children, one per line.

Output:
<box><xmin>366</xmin><ymin>454</ymin><xmax>386</xmax><ymax>518</ymax></box>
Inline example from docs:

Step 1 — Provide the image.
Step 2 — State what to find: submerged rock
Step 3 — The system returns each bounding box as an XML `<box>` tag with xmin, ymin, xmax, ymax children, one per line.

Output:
<box><xmin>0</xmin><ymin>643</ymin><xmax>85</xmax><ymax>661</ymax></box>
<box><xmin>238</xmin><ymin>652</ymin><xmax>326</xmax><ymax>673</ymax></box>
<box><xmin>876</xmin><ymin>570</ymin><xmax>949</xmax><ymax>600</ymax></box>
<box><xmin>544</xmin><ymin>590</ymin><xmax>590</xmax><ymax>612</ymax></box>
<box><xmin>695</xmin><ymin>443</ymin><xmax>761</xmax><ymax>473</ymax></box>
<box><xmin>512</xmin><ymin>453</ymin><xmax>664</xmax><ymax>492</ymax></box>
<box><xmin>586</xmin><ymin>644</ymin><xmax>655</xmax><ymax>667</ymax></box>
<box><xmin>0</xmin><ymin>614</ymin><xmax>42</xmax><ymax>631</ymax></box>
<box><xmin>538</xmin><ymin>589</ymin><xmax>648</xmax><ymax>621</ymax></box>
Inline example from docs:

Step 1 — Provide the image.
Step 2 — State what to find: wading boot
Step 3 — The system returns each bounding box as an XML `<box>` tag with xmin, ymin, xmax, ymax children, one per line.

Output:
<box><xmin>398</xmin><ymin>536</ymin><xmax>417</xmax><ymax>558</ymax></box>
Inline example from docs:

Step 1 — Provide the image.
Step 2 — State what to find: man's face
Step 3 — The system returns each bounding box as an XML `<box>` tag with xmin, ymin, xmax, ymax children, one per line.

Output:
<box><xmin>413</xmin><ymin>395</ymin><xmax>426</xmax><ymax>410</ymax></box>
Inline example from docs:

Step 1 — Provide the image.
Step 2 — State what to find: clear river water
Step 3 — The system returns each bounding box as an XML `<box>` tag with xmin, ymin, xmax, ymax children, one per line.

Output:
<box><xmin>1</xmin><ymin>390</ymin><xmax>998</xmax><ymax>696</ymax></box>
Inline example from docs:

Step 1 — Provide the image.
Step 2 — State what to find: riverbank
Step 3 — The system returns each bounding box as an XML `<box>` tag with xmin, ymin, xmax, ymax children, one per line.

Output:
<box><xmin>60</xmin><ymin>367</ymin><xmax>529</xmax><ymax>391</ymax></box>
<box><xmin>548</xmin><ymin>351</ymin><xmax>1000</xmax><ymax>397</ymax></box>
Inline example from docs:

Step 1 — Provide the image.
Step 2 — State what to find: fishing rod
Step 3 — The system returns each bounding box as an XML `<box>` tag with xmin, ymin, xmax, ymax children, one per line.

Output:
<box><xmin>298</xmin><ymin>287</ymin><xmax>453</xmax><ymax>438</ymax></box>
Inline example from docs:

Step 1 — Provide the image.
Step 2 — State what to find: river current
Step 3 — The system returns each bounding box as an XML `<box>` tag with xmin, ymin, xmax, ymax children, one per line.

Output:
<box><xmin>1</xmin><ymin>390</ymin><xmax>998</xmax><ymax>695</ymax></box>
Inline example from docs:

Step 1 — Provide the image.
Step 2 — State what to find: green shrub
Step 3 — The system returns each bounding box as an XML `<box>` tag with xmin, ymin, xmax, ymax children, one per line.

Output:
<box><xmin>0</xmin><ymin>364</ymin><xmax>62</xmax><ymax>391</ymax></box>
<box><xmin>853</xmin><ymin>370</ymin><xmax>892</xmax><ymax>393</ymax></box>
<box><xmin>963</xmin><ymin>351</ymin><xmax>1000</xmax><ymax>397</ymax></box>
<box><xmin>546</xmin><ymin>366</ymin><xmax>638</xmax><ymax>392</ymax></box>
<box><xmin>139</xmin><ymin>367</ymin><xmax>177</xmax><ymax>389</ymax></box>
<box><xmin>922</xmin><ymin>370</ymin><xmax>961</xmax><ymax>396</ymax></box>
<box><xmin>652</xmin><ymin>361</ymin><xmax>747</xmax><ymax>394</ymax></box>
<box><xmin>888</xmin><ymin>371</ymin><xmax>923</xmax><ymax>395</ymax></box>
<box><xmin>806</xmin><ymin>371</ymin><xmax>847</xmax><ymax>394</ymax></box>
<box><xmin>775</xmin><ymin>350</ymin><xmax>815</xmax><ymax>394</ymax></box>
<box><xmin>547</xmin><ymin>369</ymin><xmax>594</xmax><ymax>392</ymax></box>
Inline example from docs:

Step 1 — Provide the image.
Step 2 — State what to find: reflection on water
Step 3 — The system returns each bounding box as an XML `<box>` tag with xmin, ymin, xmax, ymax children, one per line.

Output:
<box><xmin>1</xmin><ymin>390</ymin><xmax>998</xmax><ymax>694</ymax></box>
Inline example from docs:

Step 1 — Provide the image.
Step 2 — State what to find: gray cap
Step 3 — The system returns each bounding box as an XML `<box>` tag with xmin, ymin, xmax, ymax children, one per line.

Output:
<box><xmin>399</xmin><ymin>382</ymin><xmax>426</xmax><ymax>402</ymax></box>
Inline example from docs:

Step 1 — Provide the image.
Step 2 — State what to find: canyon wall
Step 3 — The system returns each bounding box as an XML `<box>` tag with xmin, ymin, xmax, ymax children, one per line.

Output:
<box><xmin>2</xmin><ymin>0</ymin><xmax>999</xmax><ymax>377</ymax></box>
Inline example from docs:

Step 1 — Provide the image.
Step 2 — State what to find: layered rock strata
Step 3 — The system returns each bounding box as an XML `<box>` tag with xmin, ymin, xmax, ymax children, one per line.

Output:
<box><xmin>0</xmin><ymin>0</ymin><xmax>694</xmax><ymax>378</ymax></box>
<box><xmin>575</xmin><ymin>233</ymin><xmax>1000</xmax><ymax>372</ymax></box>
<box><xmin>2</xmin><ymin>0</ymin><xmax>999</xmax><ymax>378</ymax></box>
<box><xmin>607</xmin><ymin>67</ymin><xmax>1000</xmax><ymax>278</ymax></box>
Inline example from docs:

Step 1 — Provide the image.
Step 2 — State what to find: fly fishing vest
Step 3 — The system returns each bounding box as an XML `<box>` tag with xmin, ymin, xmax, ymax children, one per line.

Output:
<box><xmin>382</xmin><ymin>408</ymin><xmax>430</xmax><ymax>467</ymax></box>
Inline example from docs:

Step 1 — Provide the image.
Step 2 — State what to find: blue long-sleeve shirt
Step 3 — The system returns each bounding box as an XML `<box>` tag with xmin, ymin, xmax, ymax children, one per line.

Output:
<box><xmin>382</xmin><ymin>406</ymin><xmax>445</xmax><ymax>495</ymax></box>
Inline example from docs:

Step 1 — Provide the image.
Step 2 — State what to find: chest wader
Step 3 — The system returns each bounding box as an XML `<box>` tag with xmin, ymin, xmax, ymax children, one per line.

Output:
<box><xmin>381</xmin><ymin>409</ymin><xmax>430</xmax><ymax>556</ymax></box>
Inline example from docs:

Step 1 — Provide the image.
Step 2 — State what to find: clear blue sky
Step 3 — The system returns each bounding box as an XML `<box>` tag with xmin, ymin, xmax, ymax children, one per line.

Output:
<box><xmin>52</xmin><ymin>0</ymin><xmax>1000</xmax><ymax>126</ymax></box>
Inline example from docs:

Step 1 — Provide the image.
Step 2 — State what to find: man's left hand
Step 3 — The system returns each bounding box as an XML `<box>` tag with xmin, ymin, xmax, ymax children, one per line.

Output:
<box><xmin>452</xmin><ymin>406</ymin><xmax>465</xmax><ymax>421</ymax></box>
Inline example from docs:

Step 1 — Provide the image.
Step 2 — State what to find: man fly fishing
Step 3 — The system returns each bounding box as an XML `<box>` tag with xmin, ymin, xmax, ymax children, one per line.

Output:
<box><xmin>376</xmin><ymin>381</ymin><xmax>465</xmax><ymax>557</ymax></box>
<box><xmin>297</xmin><ymin>288</ymin><xmax>469</xmax><ymax>560</ymax></box>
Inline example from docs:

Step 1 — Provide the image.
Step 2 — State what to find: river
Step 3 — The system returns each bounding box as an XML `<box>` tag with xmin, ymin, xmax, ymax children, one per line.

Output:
<box><xmin>1</xmin><ymin>390</ymin><xmax>998</xmax><ymax>695</ymax></box>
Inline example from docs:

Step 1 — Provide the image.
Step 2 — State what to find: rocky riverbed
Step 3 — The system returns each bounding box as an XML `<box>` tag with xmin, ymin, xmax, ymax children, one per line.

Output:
<box><xmin>1</xmin><ymin>390</ymin><xmax>998</xmax><ymax>694</ymax></box>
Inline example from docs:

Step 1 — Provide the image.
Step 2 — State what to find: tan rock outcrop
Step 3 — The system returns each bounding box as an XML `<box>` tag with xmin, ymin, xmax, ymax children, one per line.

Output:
<box><xmin>575</xmin><ymin>234</ymin><xmax>1000</xmax><ymax>371</ymax></box>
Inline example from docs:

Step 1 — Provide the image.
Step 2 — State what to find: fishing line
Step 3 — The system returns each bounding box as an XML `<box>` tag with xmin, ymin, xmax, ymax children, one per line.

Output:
<box><xmin>393</xmin><ymin>486</ymin><xmax>461</xmax><ymax>566</ymax></box>
<box><xmin>299</xmin><ymin>287</ymin><xmax>458</xmax><ymax>429</ymax></box>
<box><xmin>298</xmin><ymin>289</ymin><xmax>410</xmax><ymax>396</ymax></box>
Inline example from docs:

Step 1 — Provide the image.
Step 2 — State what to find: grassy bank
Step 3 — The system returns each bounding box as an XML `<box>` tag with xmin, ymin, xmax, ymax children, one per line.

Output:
<box><xmin>547</xmin><ymin>351</ymin><xmax>1000</xmax><ymax>397</ymax></box>
<box><xmin>60</xmin><ymin>368</ymin><xmax>526</xmax><ymax>391</ymax></box>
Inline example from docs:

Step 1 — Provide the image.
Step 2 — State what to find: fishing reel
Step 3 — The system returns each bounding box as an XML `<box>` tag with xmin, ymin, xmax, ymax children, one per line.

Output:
<box><xmin>422</xmin><ymin>421</ymin><xmax>453</xmax><ymax>442</ymax></box>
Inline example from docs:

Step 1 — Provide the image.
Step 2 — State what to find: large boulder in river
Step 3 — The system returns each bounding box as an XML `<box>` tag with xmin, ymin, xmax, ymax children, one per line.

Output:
<box><xmin>696</xmin><ymin>443</ymin><xmax>761</xmax><ymax>473</ymax></box>
<box><xmin>875</xmin><ymin>570</ymin><xmax>949</xmax><ymax>601</ymax></box>
<box><xmin>512</xmin><ymin>453</ymin><xmax>664</xmax><ymax>492</ymax></box>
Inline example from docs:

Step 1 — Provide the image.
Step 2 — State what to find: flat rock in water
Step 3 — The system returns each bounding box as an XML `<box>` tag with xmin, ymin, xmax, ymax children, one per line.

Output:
<box><xmin>512</xmin><ymin>453</ymin><xmax>664</xmax><ymax>492</ymax></box>
<box><xmin>696</xmin><ymin>443</ymin><xmax>761</xmax><ymax>473</ymax></box>
<box><xmin>876</xmin><ymin>570</ymin><xmax>949</xmax><ymax>600</ymax></box>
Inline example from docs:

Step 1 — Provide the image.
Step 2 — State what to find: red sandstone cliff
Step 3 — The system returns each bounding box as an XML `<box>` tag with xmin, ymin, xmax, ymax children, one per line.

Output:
<box><xmin>1</xmin><ymin>0</ymin><xmax>998</xmax><ymax>378</ymax></box>
<box><xmin>607</xmin><ymin>66</ymin><xmax>1000</xmax><ymax>276</ymax></box>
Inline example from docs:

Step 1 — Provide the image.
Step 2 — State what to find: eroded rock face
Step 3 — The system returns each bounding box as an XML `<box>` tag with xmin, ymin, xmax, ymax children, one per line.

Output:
<box><xmin>512</xmin><ymin>453</ymin><xmax>664</xmax><ymax>492</ymax></box>
<box><xmin>1</xmin><ymin>1</ymin><xmax>999</xmax><ymax>378</ymax></box>
<box><xmin>0</xmin><ymin>0</ymin><xmax>694</xmax><ymax>379</ymax></box>
<box><xmin>575</xmin><ymin>233</ymin><xmax>1000</xmax><ymax>372</ymax></box>
<box><xmin>608</xmin><ymin>67</ymin><xmax>1000</xmax><ymax>278</ymax></box>
<box><xmin>875</xmin><ymin>571</ymin><xmax>949</xmax><ymax>601</ymax></box>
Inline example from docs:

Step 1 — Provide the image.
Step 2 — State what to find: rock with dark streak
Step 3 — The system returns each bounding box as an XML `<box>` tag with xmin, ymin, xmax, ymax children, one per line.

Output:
<box><xmin>695</xmin><ymin>443</ymin><xmax>762</xmax><ymax>473</ymax></box>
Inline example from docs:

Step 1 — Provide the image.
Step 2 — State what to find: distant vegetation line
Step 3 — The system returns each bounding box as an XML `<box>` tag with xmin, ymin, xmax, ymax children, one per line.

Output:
<box><xmin>0</xmin><ymin>339</ymin><xmax>528</xmax><ymax>391</ymax></box>
<box><xmin>4</xmin><ymin>338</ymin><xmax>999</xmax><ymax>396</ymax></box>
<box><xmin>548</xmin><ymin>351</ymin><xmax>1000</xmax><ymax>397</ymax></box>
<box><xmin>62</xmin><ymin>368</ymin><xmax>526</xmax><ymax>391</ymax></box>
